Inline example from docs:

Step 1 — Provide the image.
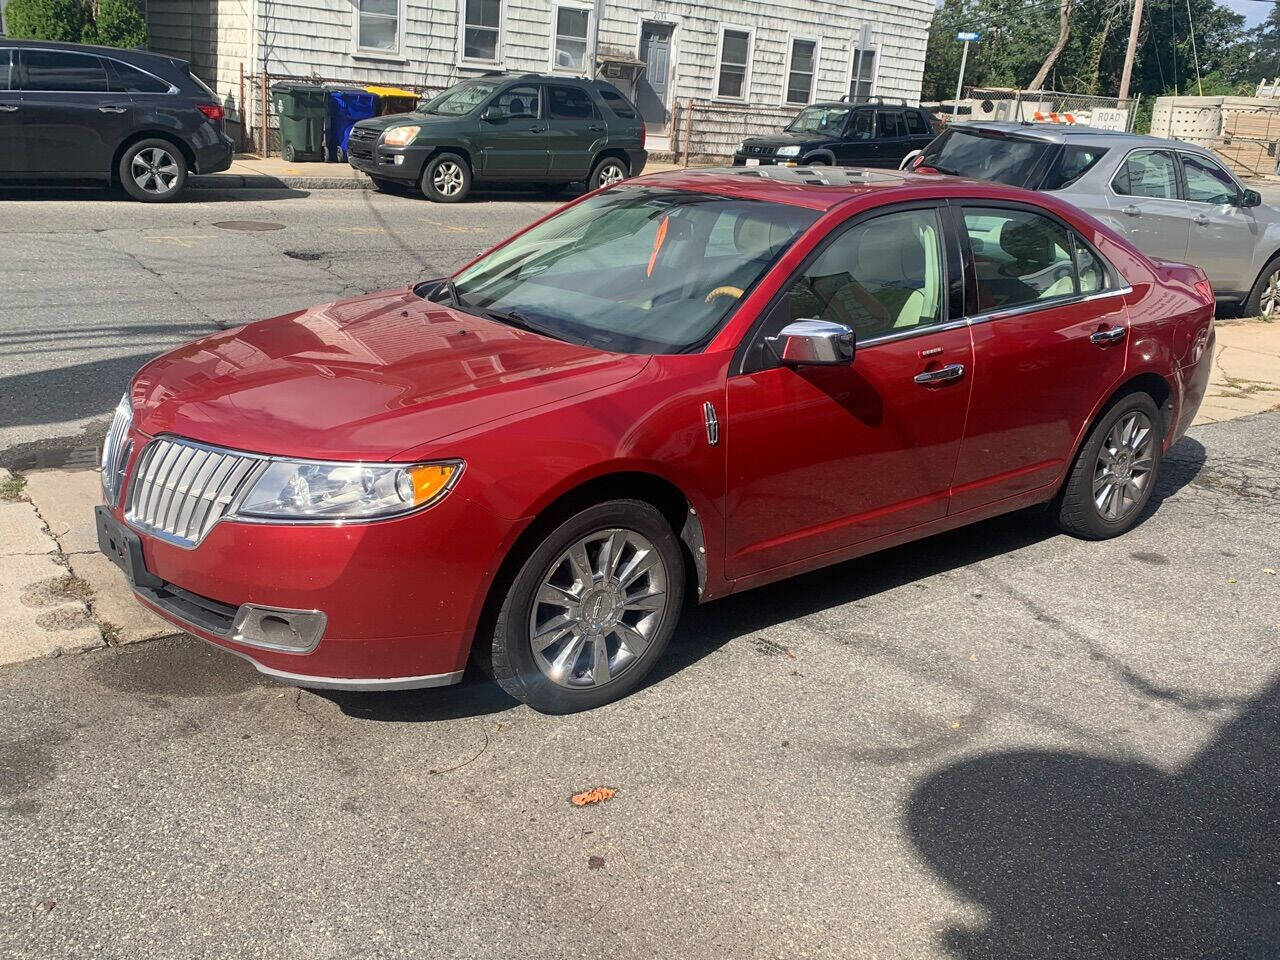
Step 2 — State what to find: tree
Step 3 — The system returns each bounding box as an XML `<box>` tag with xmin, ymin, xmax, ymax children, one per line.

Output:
<box><xmin>1029</xmin><ymin>0</ymin><xmax>1073</xmax><ymax>89</ymax></box>
<box><xmin>85</xmin><ymin>0</ymin><xmax>148</xmax><ymax>48</ymax></box>
<box><xmin>2</xmin><ymin>0</ymin><xmax>89</xmax><ymax>42</ymax></box>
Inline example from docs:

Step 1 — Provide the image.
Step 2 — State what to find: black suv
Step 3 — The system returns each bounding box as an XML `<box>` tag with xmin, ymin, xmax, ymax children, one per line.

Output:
<box><xmin>347</xmin><ymin>73</ymin><xmax>647</xmax><ymax>202</ymax></box>
<box><xmin>733</xmin><ymin>101</ymin><xmax>936</xmax><ymax>169</ymax></box>
<box><xmin>0</xmin><ymin>39</ymin><xmax>232</xmax><ymax>202</ymax></box>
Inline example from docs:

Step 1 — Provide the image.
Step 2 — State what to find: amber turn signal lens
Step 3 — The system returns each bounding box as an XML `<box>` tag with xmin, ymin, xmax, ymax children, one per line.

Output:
<box><xmin>407</xmin><ymin>463</ymin><xmax>458</xmax><ymax>505</ymax></box>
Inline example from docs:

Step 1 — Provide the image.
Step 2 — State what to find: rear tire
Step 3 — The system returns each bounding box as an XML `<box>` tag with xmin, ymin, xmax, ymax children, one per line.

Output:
<box><xmin>119</xmin><ymin>138</ymin><xmax>188</xmax><ymax>203</ymax></box>
<box><xmin>421</xmin><ymin>152</ymin><xmax>472</xmax><ymax>202</ymax></box>
<box><xmin>484</xmin><ymin>499</ymin><xmax>685</xmax><ymax>713</ymax></box>
<box><xmin>588</xmin><ymin>156</ymin><xmax>629</xmax><ymax>191</ymax></box>
<box><xmin>1056</xmin><ymin>392</ymin><xmax>1163</xmax><ymax>540</ymax></box>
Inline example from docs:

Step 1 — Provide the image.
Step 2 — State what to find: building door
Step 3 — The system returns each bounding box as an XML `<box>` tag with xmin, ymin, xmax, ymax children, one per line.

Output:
<box><xmin>637</xmin><ymin>22</ymin><xmax>672</xmax><ymax>133</ymax></box>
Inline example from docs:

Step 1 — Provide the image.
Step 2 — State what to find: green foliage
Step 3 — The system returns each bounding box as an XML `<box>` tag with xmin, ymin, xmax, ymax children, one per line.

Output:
<box><xmin>2</xmin><ymin>0</ymin><xmax>90</xmax><ymax>42</ymax></box>
<box><xmin>85</xmin><ymin>0</ymin><xmax>148</xmax><ymax>48</ymax></box>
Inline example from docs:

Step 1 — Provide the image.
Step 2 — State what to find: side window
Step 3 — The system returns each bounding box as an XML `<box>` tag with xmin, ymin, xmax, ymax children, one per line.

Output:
<box><xmin>1042</xmin><ymin>145</ymin><xmax>1108</xmax><ymax>190</ymax></box>
<box><xmin>1111</xmin><ymin>150</ymin><xmax>1178</xmax><ymax>199</ymax></box>
<box><xmin>904</xmin><ymin>110</ymin><xmax>929</xmax><ymax>136</ymax></box>
<box><xmin>493</xmin><ymin>84</ymin><xmax>540</xmax><ymax>119</ymax></box>
<box><xmin>20</xmin><ymin>49</ymin><xmax>110</xmax><ymax>92</ymax></box>
<box><xmin>108</xmin><ymin>60</ymin><xmax>171</xmax><ymax>94</ymax></box>
<box><xmin>849</xmin><ymin>110</ymin><xmax>874</xmax><ymax>140</ymax></box>
<box><xmin>875</xmin><ymin>110</ymin><xmax>901</xmax><ymax>138</ymax></box>
<box><xmin>597</xmin><ymin>86</ymin><xmax>637</xmax><ymax>119</ymax></box>
<box><xmin>781</xmin><ymin>209</ymin><xmax>945</xmax><ymax>341</ymax></box>
<box><xmin>1182</xmin><ymin>153</ymin><xmax>1240</xmax><ymax>205</ymax></box>
<box><xmin>1</xmin><ymin>50</ymin><xmax>13</xmax><ymax>92</ymax></box>
<box><xmin>963</xmin><ymin>207</ymin><xmax>1095</xmax><ymax>310</ymax></box>
<box><xmin>547</xmin><ymin>84</ymin><xmax>596</xmax><ymax>121</ymax></box>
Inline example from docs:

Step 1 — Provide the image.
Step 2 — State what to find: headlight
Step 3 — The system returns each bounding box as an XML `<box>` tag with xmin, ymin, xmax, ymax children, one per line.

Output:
<box><xmin>100</xmin><ymin>393</ymin><xmax>133</xmax><ymax>506</ymax></box>
<box><xmin>234</xmin><ymin>459</ymin><xmax>462</xmax><ymax>521</ymax></box>
<box><xmin>382</xmin><ymin>125</ymin><xmax>421</xmax><ymax>147</ymax></box>
<box><xmin>776</xmin><ymin>145</ymin><xmax>801</xmax><ymax>158</ymax></box>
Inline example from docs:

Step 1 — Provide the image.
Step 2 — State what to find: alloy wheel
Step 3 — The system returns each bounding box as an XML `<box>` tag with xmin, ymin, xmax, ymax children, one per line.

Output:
<box><xmin>131</xmin><ymin>147</ymin><xmax>179</xmax><ymax>195</ymax></box>
<box><xmin>1259</xmin><ymin>269</ymin><xmax>1280</xmax><ymax>318</ymax></box>
<box><xmin>528</xmin><ymin>528</ymin><xmax>669</xmax><ymax>688</ymax></box>
<box><xmin>1093</xmin><ymin>410</ymin><xmax>1155</xmax><ymax>521</ymax></box>
<box><xmin>598</xmin><ymin>162</ymin><xmax>626</xmax><ymax>186</ymax></box>
<box><xmin>432</xmin><ymin>161</ymin><xmax>465</xmax><ymax>197</ymax></box>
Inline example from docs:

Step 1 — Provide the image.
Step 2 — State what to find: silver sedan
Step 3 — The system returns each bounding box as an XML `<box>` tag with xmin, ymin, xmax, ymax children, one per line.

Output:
<box><xmin>916</xmin><ymin>123</ymin><xmax>1280</xmax><ymax>316</ymax></box>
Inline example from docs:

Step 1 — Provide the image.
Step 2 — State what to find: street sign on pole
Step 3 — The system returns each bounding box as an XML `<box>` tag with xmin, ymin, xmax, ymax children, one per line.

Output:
<box><xmin>953</xmin><ymin>33</ymin><xmax>979</xmax><ymax>117</ymax></box>
<box><xmin>956</xmin><ymin>31</ymin><xmax>980</xmax><ymax>42</ymax></box>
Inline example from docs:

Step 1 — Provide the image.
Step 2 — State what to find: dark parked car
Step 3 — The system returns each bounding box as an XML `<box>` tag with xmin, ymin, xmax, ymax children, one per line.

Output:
<box><xmin>0</xmin><ymin>39</ymin><xmax>233</xmax><ymax>202</ymax></box>
<box><xmin>733</xmin><ymin>101</ymin><xmax>936</xmax><ymax>169</ymax></box>
<box><xmin>345</xmin><ymin>73</ymin><xmax>647</xmax><ymax>202</ymax></box>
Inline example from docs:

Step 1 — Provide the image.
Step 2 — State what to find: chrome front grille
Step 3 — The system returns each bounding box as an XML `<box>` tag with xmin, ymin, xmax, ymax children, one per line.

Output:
<box><xmin>125</xmin><ymin>438</ymin><xmax>262</xmax><ymax>547</ymax></box>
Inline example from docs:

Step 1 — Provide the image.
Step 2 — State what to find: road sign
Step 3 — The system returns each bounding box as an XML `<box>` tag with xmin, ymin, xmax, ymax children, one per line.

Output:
<box><xmin>956</xmin><ymin>31</ymin><xmax>980</xmax><ymax>42</ymax></box>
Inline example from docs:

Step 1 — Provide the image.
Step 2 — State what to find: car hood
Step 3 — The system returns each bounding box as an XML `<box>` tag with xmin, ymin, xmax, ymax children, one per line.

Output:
<box><xmin>353</xmin><ymin>111</ymin><xmax>453</xmax><ymax>133</ymax></box>
<box><xmin>129</xmin><ymin>288</ymin><xmax>650</xmax><ymax>461</ymax></box>
<box><xmin>743</xmin><ymin>130</ymin><xmax>831</xmax><ymax>149</ymax></box>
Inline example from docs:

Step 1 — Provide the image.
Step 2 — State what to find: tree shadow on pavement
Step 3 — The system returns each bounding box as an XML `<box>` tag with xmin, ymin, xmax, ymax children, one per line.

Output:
<box><xmin>0</xmin><ymin>186</ymin><xmax>308</xmax><ymax>203</ymax></box>
<box><xmin>905</xmin><ymin>671</ymin><xmax>1280</xmax><ymax>958</ymax></box>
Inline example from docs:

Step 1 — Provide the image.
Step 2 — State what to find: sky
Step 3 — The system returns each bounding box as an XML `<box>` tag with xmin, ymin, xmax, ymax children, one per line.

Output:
<box><xmin>1224</xmin><ymin>0</ymin><xmax>1270</xmax><ymax>26</ymax></box>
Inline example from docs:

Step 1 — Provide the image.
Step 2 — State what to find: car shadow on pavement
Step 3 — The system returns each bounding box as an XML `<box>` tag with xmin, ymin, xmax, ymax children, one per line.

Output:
<box><xmin>0</xmin><ymin>186</ymin><xmax>309</xmax><ymax>203</ymax></box>
<box><xmin>904</xmin><ymin>671</ymin><xmax>1280</xmax><ymax>959</ymax></box>
<box><xmin>0</xmin><ymin>351</ymin><xmax>162</xmax><ymax>434</ymax></box>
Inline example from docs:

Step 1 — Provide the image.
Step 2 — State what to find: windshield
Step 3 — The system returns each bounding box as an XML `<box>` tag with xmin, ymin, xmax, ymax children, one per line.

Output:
<box><xmin>420</xmin><ymin>79</ymin><xmax>499</xmax><ymax>116</ymax></box>
<box><xmin>448</xmin><ymin>188</ymin><xmax>819</xmax><ymax>354</ymax></box>
<box><xmin>786</xmin><ymin>105</ymin><xmax>851</xmax><ymax>135</ymax></box>
<box><xmin>921</xmin><ymin>128</ymin><xmax>1051</xmax><ymax>186</ymax></box>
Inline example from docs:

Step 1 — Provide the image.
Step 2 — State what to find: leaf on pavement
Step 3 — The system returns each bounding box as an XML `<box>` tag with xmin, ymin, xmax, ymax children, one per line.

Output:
<box><xmin>571</xmin><ymin>786</ymin><xmax>616</xmax><ymax>807</ymax></box>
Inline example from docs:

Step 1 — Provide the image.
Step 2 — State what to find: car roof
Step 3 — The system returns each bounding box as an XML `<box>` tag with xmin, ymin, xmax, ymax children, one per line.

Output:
<box><xmin>946</xmin><ymin>121</ymin><xmax>1200</xmax><ymax>151</ymax></box>
<box><xmin>2</xmin><ymin>38</ymin><xmax>186</xmax><ymax>71</ymax></box>
<box><xmin>627</xmin><ymin>165</ymin><xmax>1046</xmax><ymax>212</ymax></box>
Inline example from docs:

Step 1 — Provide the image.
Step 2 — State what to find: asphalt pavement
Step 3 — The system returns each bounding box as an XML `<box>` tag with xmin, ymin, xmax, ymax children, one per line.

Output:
<box><xmin>1</xmin><ymin>409</ymin><xmax>1278</xmax><ymax>959</ymax></box>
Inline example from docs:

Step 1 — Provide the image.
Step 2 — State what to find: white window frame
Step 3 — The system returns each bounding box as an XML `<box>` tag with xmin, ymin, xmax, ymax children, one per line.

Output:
<box><xmin>457</xmin><ymin>0</ymin><xmax>506</xmax><ymax>67</ymax></box>
<box><xmin>782</xmin><ymin>34</ymin><xmax>820</xmax><ymax>107</ymax></box>
<box><xmin>713</xmin><ymin>24</ymin><xmax>753</xmax><ymax>104</ymax></box>
<box><xmin>848</xmin><ymin>43</ymin><xmax>877</xmax><ymax>103</ymax></box>
<box><xmin>549</xmin><ymin>1</ymin><xmax>593</xmax><ymax>75</ymax></box>
<box><xmin>353</xmin><ymin>0</ymin><xmax>406</xmax><ymax>60</ymax></box>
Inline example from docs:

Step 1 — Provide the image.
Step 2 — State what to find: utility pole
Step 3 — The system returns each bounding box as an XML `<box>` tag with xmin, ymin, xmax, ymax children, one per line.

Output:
<box><xmin>1118</xmin><ymin>0</ymin><xmax>1145</xmax><ymax>102</ymax></box>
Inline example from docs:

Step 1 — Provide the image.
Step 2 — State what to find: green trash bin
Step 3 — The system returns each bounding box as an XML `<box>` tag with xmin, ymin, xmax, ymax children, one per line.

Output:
<box><xmin>272</xmin><ymin>83</ymin><xmax>328</xmax><ymax>162</ymax></box>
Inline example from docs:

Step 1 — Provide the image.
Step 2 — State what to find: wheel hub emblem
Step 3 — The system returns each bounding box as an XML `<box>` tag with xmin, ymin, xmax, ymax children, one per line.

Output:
<box><xmin>580</xmin><ymin>586</ymin><xmax>621</xmax><ymax>633</ymax></box>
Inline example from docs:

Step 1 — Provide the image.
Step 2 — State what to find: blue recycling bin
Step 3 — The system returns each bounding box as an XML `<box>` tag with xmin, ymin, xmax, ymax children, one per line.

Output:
<box><xmin>327</xmin><ymin>89</ymin><xmax>378</xmax><ymax>162</ymax></box>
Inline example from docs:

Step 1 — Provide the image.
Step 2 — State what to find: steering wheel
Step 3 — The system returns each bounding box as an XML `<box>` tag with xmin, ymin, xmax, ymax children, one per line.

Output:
<box><xmin>704</xmin><ymin>285</ymin><xmax>744</xmax><ymax>304</ymax></box>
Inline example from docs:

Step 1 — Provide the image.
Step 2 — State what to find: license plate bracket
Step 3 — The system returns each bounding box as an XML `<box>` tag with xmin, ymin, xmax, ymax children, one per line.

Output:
<box><xmin>95</xmin><ymin>506</ymin><xmax>162</xmax><ymax>589</ymax></box>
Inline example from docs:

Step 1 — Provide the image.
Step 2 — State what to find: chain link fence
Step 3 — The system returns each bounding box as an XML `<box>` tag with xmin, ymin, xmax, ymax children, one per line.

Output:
<box><xmin>950</xmin><ymin>88</ymin><xmax>1139</xmax><ymax>131</ymax></box>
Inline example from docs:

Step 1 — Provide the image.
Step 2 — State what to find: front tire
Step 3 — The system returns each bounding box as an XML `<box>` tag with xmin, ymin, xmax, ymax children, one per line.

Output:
<box><xmin>485</xmin><ymin>500</ymin><xmax>685</xmax><ymax>713</ymax></box>
<box><xmin>1056</xmin><ymin>392</ymin><xmax>1163</xmax><ymax>539</ymax></box>
<box><xmin>119</xmin><ymin>139</ymin><xmax>188</xmax><ymax>202</ymax></box>
<box><xmin>588</xmin><ymin>156</ymin><xmax>629</xmax><ymax>191</ymax></box>
<box><xmin>422</xmin><ymin>152</ymin><xmax>472</xmax><ymax>202</ymax></box>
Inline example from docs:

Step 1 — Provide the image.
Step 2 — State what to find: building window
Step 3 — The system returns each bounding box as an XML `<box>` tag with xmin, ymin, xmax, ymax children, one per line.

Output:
<box><xmin>849</xmin><ymin>46</ymin><xmax>876</xmax><ymax>102</ymax></box>
<box><xmin>553</xmin><ymin>6</ymin><xmax>590</xmax><ymax>72</ymax></box>
<box><xmin>357</xmin><ymin>0</ymin><xmax>400</xmax><ymax>53</ymax></box>
<box><xmin>716</xmin><ymin>26</ymin><xmax>752</xmax><ymax>101</ymax></box>
<box><xmin>785</xmin><ymin>37</ymin><xmax>817</xmax><ymax>105</ymax></box>
<box><xmin>463</xmin><ymin>0</ymin><xmax>502</xmax><ymax>62</ymax></box>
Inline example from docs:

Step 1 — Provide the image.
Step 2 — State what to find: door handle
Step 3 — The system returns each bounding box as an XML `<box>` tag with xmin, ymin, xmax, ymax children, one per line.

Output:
<box><xmin>1090</xmin><ymin>326</ymin><xmax>1127</xmax><ymax>345</ymax></box>
<box><xmin>1193</xmin><ymin>214</ymin><xmax>1210</xmax><ymax>226</ymax></box>
<box><xmin>0</xmin><ymin>104</ymin><xmax>18</xmax><ymax>113</ymax></box>
<box><xmin>529</xmin><ymin>124</ymin><xmax>547</xmax><ymax>133</ymax></box>
<box><xmin>914</xmin><ymin>363</ymin><xmax>965</xmax><ymax>385</ymax></box>
<box><xmin>1122</xmin><ymin>204</ymin><xmax>1140</xmax><ymax>217</ymax></box>
<box><xmin>98</xmin><ymin>105</ymin><xmax>128</xmax><ymax>114</ymax></box>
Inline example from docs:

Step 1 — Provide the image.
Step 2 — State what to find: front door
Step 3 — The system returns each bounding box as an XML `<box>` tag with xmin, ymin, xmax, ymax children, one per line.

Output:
<box><xmin>18</xmin><ymin>47</ymin><xmax>134</xmax><ymax>177</ymax></box>
<box><xmin>833</xmin><ymin>108</ymin><xmax>875</xmax><ymax>166</ymax></box>
<box><xmin>725</xmin><ymin>206</ymin><xmax>973</xmax><ymax>578</ymax></box>
<box><xmin>478</xmin><ymin>83</ymin><xmax>549</xmax><ymax>178</ymax></box>
<box><xmin>637</xmin><ymin>23</ymin><xmax>672</xmax><ymax>132</ymax></box>
<box><xmin>545</xmin><ymin>83</ymin><xmax>605</xmax><ymax>181</ymax></box>
<box><xmin>950</xmin><ymin>204</ymin><xmax>1130</xmax><ymax>513</ymax></box>
<box><xmin>1105</xmin><ymin>148</ymin><xmax>1190</xmax><ymax>263</ymax></box>
<box><xmin>1180</xmin><ymin>151</ymin><xmax>1257</xmax><ymax>297</ymax></box>
<box><xmin>871</xmin><ymin>109</ymin><xmax>908</xmax><ymax>168</ymax></box>
<box><xmin>0</xmin><ymin>49</ymin><xmax>22</xmax><ymax>173</ymax></box>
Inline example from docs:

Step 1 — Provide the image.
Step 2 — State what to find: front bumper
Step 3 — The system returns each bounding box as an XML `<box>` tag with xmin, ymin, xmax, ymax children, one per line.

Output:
<box><xmin>732</xmin><ymin>153</ymin><xmax>782</xmax><ymax>167</ymax></box>
<box><xmin>97</xmin><ymin>434</ymin><xmax>512</xmax><ymax>689</ymax></box>
<box><xmin>347</xmin><ymin>141</ymin><xmax>425</xmax><ymax>183</ymax></box>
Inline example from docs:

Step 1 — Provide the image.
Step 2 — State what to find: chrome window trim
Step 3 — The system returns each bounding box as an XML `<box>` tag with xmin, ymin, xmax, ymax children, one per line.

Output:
<box><xmin>964</xmin><ymin>284</ymin><xmax>1134</xmax><ymax>327</ymax></box>
<box><xmin>16</xmin><ymin>46</ymin><xmax>179</xmax><ymax>95</ymax></box>
<box><xmin>856</xmin><ymin>317</ymin><xmax>970</xmax><ymax>349</ymax></box>
<box><xmin>1107</xmin><ymin>147</ymin><xmax>1181</xmax><ymax>203</ymax></box>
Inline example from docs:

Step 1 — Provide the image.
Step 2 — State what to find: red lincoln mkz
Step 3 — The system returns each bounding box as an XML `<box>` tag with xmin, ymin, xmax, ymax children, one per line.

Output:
<box><xmin>96</xmin><ymin>166</ymin><xmax>1214</xmax><ymax>712</ymax></box>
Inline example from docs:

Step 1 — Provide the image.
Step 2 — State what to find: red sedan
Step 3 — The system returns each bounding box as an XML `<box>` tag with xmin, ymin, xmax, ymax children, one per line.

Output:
<box><xmin>95</xmin><ymin>167</ymin><xmax>1215</xmax><ymax>712</ymax></box>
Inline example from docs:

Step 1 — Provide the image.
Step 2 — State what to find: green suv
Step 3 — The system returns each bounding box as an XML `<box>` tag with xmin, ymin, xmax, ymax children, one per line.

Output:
<box><xmin>346</xmin><ymin>74</ymin><xmax>647</xmax><ymax>202</ymax></box>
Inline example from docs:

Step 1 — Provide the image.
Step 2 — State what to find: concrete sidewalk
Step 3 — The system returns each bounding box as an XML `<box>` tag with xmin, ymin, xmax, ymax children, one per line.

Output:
<box><xmin>191</xmin><ymin>155</ymin><xmax>691</xmax><ymax>190</ymax></box>
<box><xmin>1</xmin><ymin>319</ymin><xmax>1276</xmax><ymax>670</ymax></box>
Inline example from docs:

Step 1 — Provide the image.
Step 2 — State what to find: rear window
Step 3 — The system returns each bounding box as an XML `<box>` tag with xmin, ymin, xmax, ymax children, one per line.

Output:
<box><xmin>548</xmin><ymin>84</ymin><xmax>597</xmax><ymax>120</ymax></box>
<box><xmin>109</xmin><ymin>60</ymin><xmax>171</xmax><ymax>94</ymax></box>
<box><xmin>1041</xmin><ymin>145</ymin><xmax>1108</xmax><ymax>190</ymax></box>
<box><xmin>920</xmin><ymin>127</ymin><xmax>1051</xmax><ymax>187</ymax></box>
<box><xmin>597</xmin><ymin>85</ymin><xmax>638</xmax><ymax>119</ymax></box>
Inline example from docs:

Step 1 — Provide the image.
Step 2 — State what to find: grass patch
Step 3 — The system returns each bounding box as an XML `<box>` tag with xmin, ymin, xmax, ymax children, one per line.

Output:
<box><xmin>0</xmin><ymin>471</ymin><xmax>26</xmax><ymax>501</ymax></box>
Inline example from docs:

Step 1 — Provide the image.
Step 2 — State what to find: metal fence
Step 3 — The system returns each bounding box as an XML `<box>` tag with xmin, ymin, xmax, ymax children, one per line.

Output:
<box><xmin>953</xmin><ymin>88</ymin><xmax>1139</xmax><ymax>131</ymax></box>
<box><xmin>667</xmin><ymin>99</ymin><xmax>804</xmax><ymax>165</ymax></box>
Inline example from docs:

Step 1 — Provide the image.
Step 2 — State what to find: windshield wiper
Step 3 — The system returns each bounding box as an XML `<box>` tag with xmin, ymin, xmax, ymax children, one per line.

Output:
<box><xmin>482</xmin><ymin>308</ymin><xmax>574</xmax><ymax>344</ymax></box>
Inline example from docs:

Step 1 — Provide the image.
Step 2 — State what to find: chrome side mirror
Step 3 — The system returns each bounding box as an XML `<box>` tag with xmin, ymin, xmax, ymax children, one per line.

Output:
<box><xmin>766</xmin><ymin>319</ymin><xmax>855</xmax><ymax>366</ymax></box>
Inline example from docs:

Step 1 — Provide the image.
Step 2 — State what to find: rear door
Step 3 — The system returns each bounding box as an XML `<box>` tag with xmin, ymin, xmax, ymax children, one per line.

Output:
<box><xmin>545</xmin><ymin>83</ymin><xmax>604</xmax><ymax>181</ymax></box>
<box><xmin>1179</xmin><ymin>151</ymin><xmax>1256</xmax><ymax>296</ymax></box>
<box><xmin>478</xmin><ymin>83</ymin><xmax>549</xmax><ymax>178</ymax></box>
<box><xmin>950</xmin><ymin>203</ymin><xmax>1130</xmax><ymax>513</ymax></box>
<box><xmin>0</xmin><ymin>48</ymin><xmax>22</xmax><ymax>173</ymax></box>
<box><xmin>903</xmin><ymin>109</ymin><xmax>934</xmax><ymax>154</ymax></box>
<box><xmin>1104</xmin><ymin>148</ymin><xmax>1190</xmax><ymax>262</ymax></box>
<box><xmin>17</xmin><ymin>47</ymin><xmax>134</xmax><ymax>178</ymax></box>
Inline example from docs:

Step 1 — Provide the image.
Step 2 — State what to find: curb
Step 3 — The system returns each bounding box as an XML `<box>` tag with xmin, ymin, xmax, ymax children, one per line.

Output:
<box><xmin>189</xmin><ymin>173</ymin><xmax>373</xmax><ymax>191</ymax></box>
